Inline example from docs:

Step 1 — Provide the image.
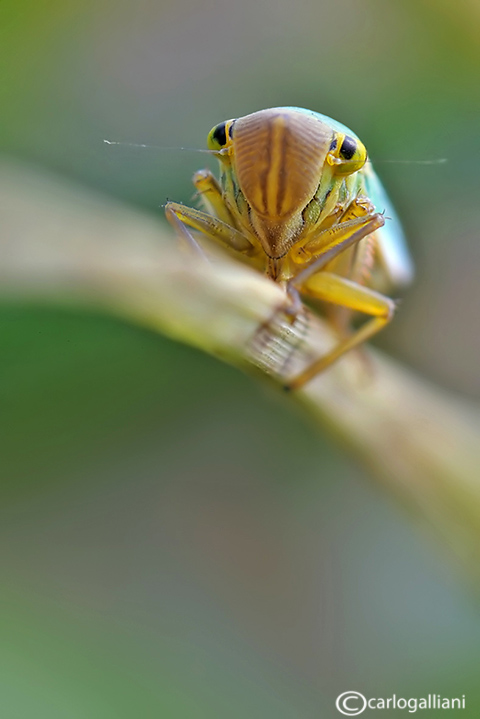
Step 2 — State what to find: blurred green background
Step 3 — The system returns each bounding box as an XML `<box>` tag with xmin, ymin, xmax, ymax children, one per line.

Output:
<box><xmin>1</xmin><ymin>0</ymin><xmax>480</xmax><ymax>716</ymax></box>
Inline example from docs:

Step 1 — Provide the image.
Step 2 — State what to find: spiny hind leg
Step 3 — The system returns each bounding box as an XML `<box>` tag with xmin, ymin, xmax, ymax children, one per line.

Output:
<box><xmin>325</xmin><ymin>303</ymin><xmax>376</xmax><ymax>378</ymax></box>
<box><xmin>285</xmin><ymin>272</ymin><xmax>396</xmax><ymax>391</ymax></box>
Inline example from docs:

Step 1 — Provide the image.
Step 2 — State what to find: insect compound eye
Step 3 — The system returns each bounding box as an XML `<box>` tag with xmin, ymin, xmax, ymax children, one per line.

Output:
<box><xmin>327</xmin><ymin>132</ymin><xmax>367</xmax><ymax>175</ymax></box>
<box><xmin>339</xmin><ymin>135</ymin><xmax>357</xmax><ymax>160</ymax></box>
<box><xmin>212</xmin><ymin>122</ymin><xmax>227</xmax><ymax>147</ymax></box>
<box><xmin>207</xmin><ymin>120</ymin><xmax>234</xmax><ymax>151</ymax></box>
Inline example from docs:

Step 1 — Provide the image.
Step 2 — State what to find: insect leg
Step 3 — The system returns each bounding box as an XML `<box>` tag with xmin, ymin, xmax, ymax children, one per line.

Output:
<box><xmin>192</xmin><ymin>169</ymin><xmax>236</xmax><ymax>226</ymax></box>
<box><xmin>165</xmin><ymin>202</ymin><xmax>255</xmax><ymax>257</ymax></box>
<box><xmin>290</xmin><ymin>213</ymin><xmax>385</xmax><ymax>287</ymax></box>
<box><xmin>285</xmin><ymin>272</ymin><xmax>396</xmax><ymax>390</ymax></box>
<box><xmin>165</xmin><ymin>202</ymin><xmax>208</xmax><ymax>258</ymax></box>
<box><xmin>285</xmin><ymin>212</ymin><xmax>384</xmax><ymax>321</ymax></box>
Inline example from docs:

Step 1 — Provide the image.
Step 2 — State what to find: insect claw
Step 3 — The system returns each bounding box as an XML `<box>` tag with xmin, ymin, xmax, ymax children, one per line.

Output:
<box><xmin>285</xmin><ymin>286</ymin><xmax>303</xmax><ymax>318</ymax></box>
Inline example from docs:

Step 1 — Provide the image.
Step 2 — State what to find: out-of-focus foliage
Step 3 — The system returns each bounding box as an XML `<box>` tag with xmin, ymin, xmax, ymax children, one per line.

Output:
<box><xmin>1</xmin><ymin>0</ymin><xmax>480</xmax><ymax>717</ymax></box>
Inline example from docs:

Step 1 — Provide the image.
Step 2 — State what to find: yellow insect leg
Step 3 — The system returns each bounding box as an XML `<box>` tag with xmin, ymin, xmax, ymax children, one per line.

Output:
<box><xmin>291</xmin><ymin>213</ymin><xmax>384</xmax><ymax>271</ymax></box>
<box><xmin>285</xmin><ymin>212</ymin><xmax>384</xmax><ymax>319</ymax></box>
<box><xmin>192</xmin><ymin>169</ymin><xmax>236</xmax><ymax>227</ymax></box>
<box><xmin>286</xmin><ymin>272</ymin><xmax>396</xmax><ymax>390</ymax></box>
<box><xmin>165</xmin><ymin>201</ymin><xmax>255</xmax><ymax>255</ymax></box>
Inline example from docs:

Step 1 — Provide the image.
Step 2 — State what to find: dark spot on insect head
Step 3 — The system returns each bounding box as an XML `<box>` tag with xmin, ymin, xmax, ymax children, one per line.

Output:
<box><xmin>329</xmin><ymin>137</ymin><xmax>337</xmax><ymax>151</ymax></box>
<box><xmin>212</xmin><ymin>122</ymin><xmax>227</xmax><ymax>147</ymax></box>
<box><xmin>228</xmin><ymin>121</ymin><xmax>235</xmax><ymax>139</ymax></box>
<box><xmin>339</xmin><ymin>136</ymin><xmax>357</xmax><ymax>160</ymax></box>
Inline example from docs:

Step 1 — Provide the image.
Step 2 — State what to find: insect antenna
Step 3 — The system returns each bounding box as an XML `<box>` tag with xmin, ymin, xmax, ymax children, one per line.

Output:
<box><xmin>103</xmin><ymin>139</ymin><xmax>216</xmax><ymax>154</ymax></box>
<box><xmin>367</xmin><ymin>157</ymin><xmax>448</xmax><ymax>165</ymax></box>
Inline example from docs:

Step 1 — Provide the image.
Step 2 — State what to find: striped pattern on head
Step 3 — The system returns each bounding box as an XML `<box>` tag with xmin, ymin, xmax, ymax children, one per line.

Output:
<box><xmin>232</xmin><ymin>108</ymin><xmax>333</xmax><ymax>222</ymax></box>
